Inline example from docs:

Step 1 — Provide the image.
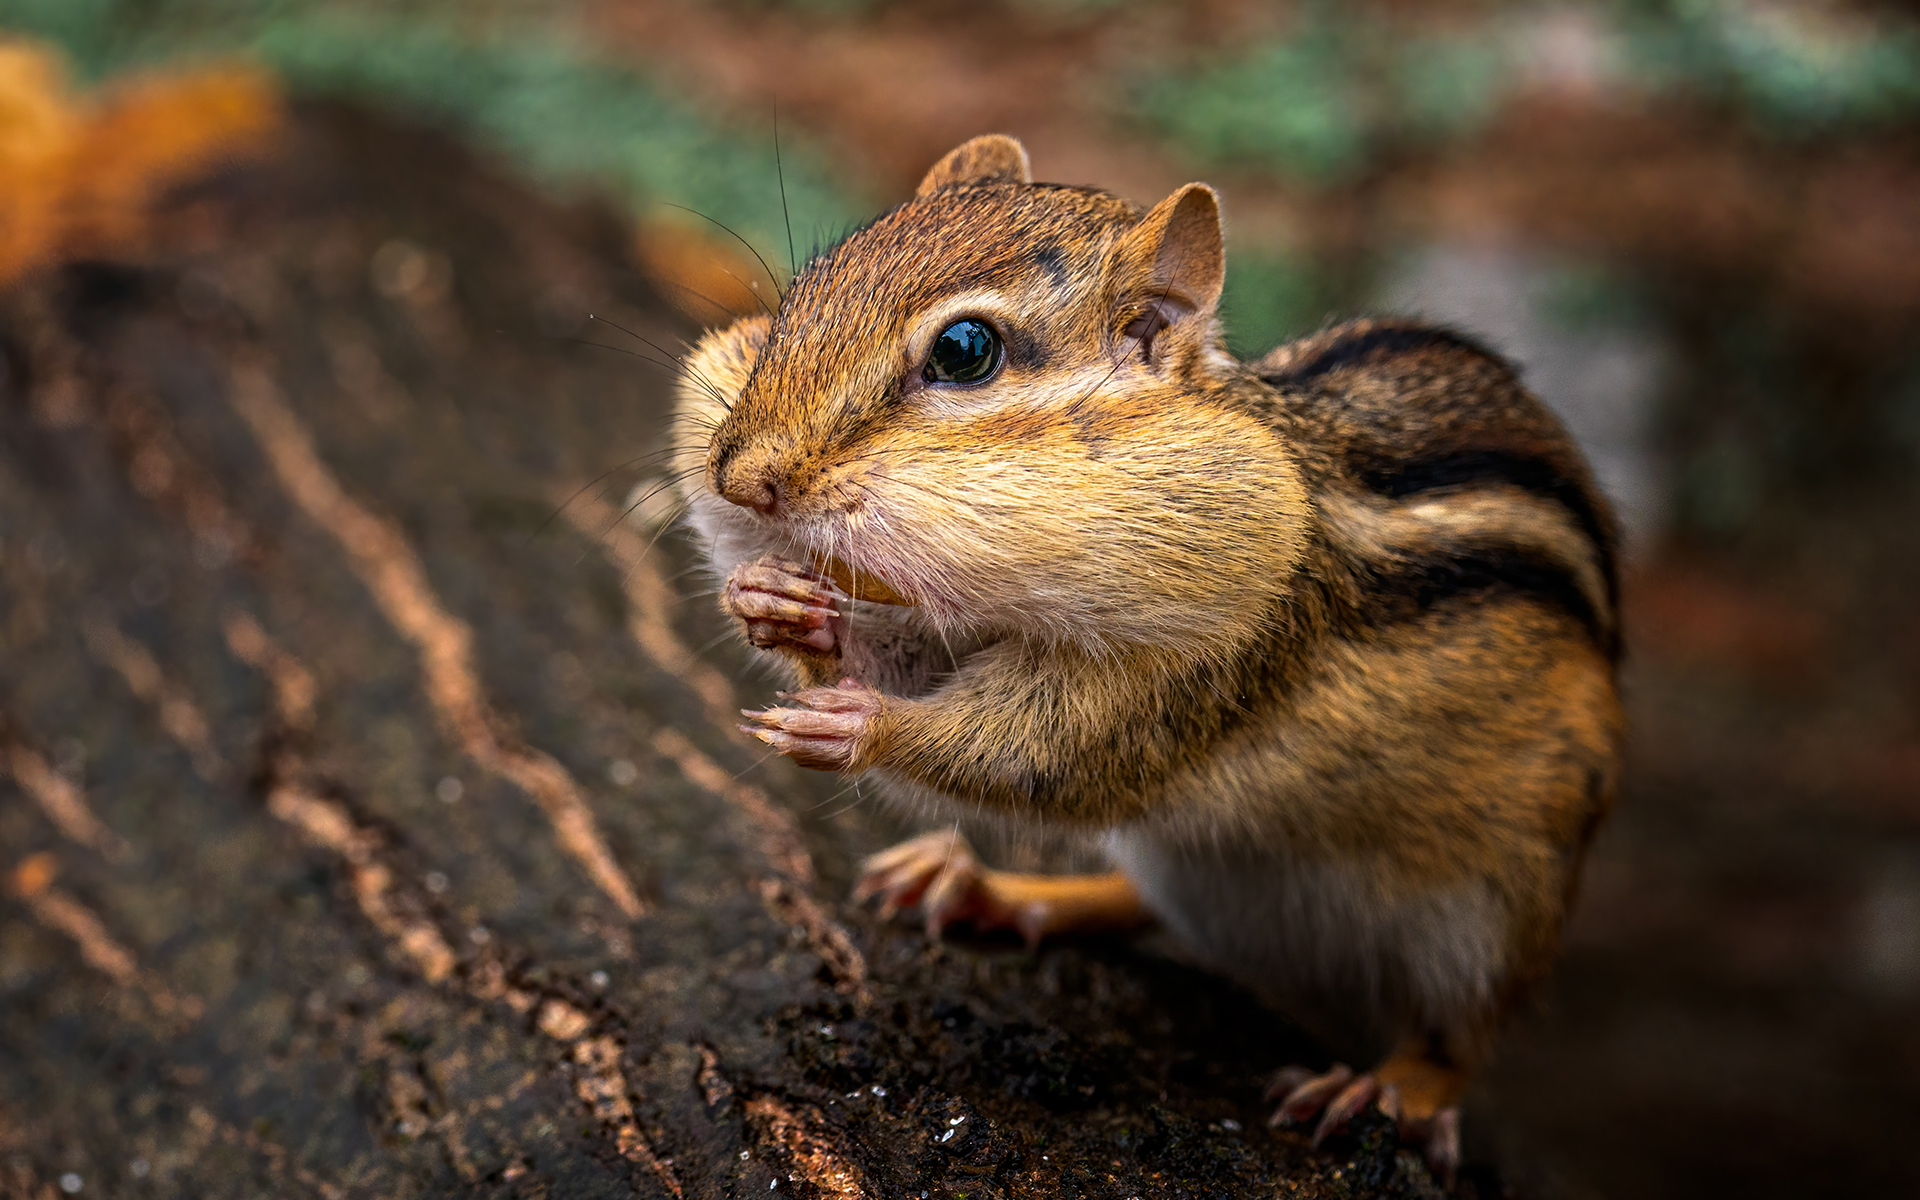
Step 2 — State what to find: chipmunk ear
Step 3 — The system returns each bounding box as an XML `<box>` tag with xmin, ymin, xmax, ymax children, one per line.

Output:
<box><xmin>1113</xmin><ymin>183</ymin><xmax>1225</xmax><ymax>324</ymax></box>
<box><xmin>916</xmin><ymin>134</ymin><xmax>1033</xmax><ymax>196</ymax></box>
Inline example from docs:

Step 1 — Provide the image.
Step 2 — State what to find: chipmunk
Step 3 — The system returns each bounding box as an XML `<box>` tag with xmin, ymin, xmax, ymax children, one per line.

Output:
<box><xmin>670</xmin><ymin>135</ymin><xmax>1621</xmax><ymax>1177</ymax></box>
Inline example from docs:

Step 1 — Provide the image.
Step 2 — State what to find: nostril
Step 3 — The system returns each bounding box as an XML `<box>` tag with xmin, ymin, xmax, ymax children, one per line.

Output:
<box><xmin>747</xmin><ymin>480</ymin><xmax>780</xmax><ymax>515</ymax></box>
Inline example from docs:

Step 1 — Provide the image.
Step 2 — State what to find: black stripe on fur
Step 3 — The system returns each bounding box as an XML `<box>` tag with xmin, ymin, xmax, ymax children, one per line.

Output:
<box><xmin>1262</xmin><ymin>326</ymin><xmax>1500</xmax><ymax>385</ymax></box>
<box><xmin>1355</xmin><ymin>547</ymin><xmax>1616</xmax><ymax>658</ymax></box>
<box><xmin>1352</xmin><ymin>449</ymin><xmax>1620</xmax><ymax>620</ymax></box>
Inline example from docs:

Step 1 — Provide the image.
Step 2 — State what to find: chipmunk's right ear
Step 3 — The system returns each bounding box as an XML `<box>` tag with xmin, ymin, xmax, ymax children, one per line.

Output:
<box><xmin>1114</xmin><ymin>183</ymin><xmax>1225</xmax><ymax>317</ymax></box>
<box><xmin>1108</xmin><ymin>184</ymin><xmax>1224</xmax><ymax>360</ymax></box>
<box><xmin>916</xmin><ymin>135</ymin><xmax>1032</xmax><ymax>196</ymax></box>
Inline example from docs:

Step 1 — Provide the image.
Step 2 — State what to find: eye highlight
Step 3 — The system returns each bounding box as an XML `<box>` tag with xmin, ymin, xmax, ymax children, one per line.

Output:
<box><xmin>923</xmin><ymin>319</ymin><xmax>1003</xmax><ymax>385</ymax></box>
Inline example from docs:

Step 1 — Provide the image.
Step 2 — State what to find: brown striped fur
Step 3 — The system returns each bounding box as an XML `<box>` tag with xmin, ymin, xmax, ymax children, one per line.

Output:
<box><xmin>673</xmin><ymin>136</ymin><xmax>1622</xmax><ymax>1154</ymax></box>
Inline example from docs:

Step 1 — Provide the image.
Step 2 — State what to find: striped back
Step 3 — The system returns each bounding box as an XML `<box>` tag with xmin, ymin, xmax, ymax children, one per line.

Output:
<box><xmin>1257</xmin><ymin>320</ymin><xmax>1621</xmax><ymax>661</ymax></box>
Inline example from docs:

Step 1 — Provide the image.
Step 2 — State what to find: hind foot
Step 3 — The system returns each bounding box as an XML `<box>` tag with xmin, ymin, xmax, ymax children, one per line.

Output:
<box><xmin>853</xmin><ymin>830</ymin><xmax>1149</xmax><ymax>947</ymax></box>
<box><xmin>1266</xmin><ymin>1059</ymin><xmax>1463</xmax><ymax>1181</ymax></box>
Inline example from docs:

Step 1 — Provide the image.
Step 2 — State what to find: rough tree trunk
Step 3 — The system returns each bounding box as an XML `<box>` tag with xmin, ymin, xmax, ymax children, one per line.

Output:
<box><xmin>0</xmin><ymin>105</ymin><xmax>1447</xmax><ymax>1199</ymax></box>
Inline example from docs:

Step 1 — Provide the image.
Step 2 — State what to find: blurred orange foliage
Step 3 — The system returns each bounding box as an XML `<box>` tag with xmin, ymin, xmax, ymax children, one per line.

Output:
<box><xmin>0</xmin><ymin>39</ymin><xmax>282</xmax><ymax>287</ymax></box>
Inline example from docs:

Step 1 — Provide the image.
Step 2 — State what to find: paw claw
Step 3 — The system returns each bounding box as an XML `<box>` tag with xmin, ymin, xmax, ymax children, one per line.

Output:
<box><xmin>735</xmin><ymin>686</ymin><xmax>879</xmax><ymax>771</ymax></box>
<box><xmin>1275</xmin><ymin>1063</ymin><xmax>1353</xmax><ymax>1125</ymax></box>
<box><xmin>1311</xmin><ymin>1075</ymin><xmax>1380</xmax><ymax>1146</ymax></box>
<box><xmin>1270</xmin><ymin>1063</ymin><xmax>1462</xmax><ymax>1184</ymax></box>
<box><xmin>1264</xmin><ymin>1065</ymin><xmax>1318</xmax><ymax>1103</ymax></box>
<box><xmin>852</xmin><ymin>831</ymin><xmax>1009</xmax><ymax>942</ymax></box>
<box><xmin>1424</xmin><ymin>1107</ymin><xmax>1461</xmax><ymax>1183</ymax></box>
<box><xmin>723</xmin><ymin>555</ymin><xmax>844</xmax><ymax>656</ymax></box>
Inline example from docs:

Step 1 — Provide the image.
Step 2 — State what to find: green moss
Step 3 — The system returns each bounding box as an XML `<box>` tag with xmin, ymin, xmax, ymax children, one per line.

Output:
<box><xmin>258</xmin><ymin>15</ymin><xmax>860</xmax><ymax>261</ymax></box>
<box><xmin>1537</xmin><ymin>262</ymin><xmax>1653</xmax><ymax>334</ymax></box>
<box><xmin>1131</xmin><ymin>9</ymin><xmax>1530</xmax><ymax>186</ymax></box>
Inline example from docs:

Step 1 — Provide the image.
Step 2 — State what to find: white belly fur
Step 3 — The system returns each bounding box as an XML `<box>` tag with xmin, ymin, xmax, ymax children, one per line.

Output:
<box><xmin>1102</xmin><ymin>823</ymin><xmax>1505</xmax><ymax>1042</ymax></box>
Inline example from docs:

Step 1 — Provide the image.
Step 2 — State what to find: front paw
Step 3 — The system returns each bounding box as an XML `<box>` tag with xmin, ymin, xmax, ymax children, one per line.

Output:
<box><xmin>740</xmin><ymin>679</ymin><xmax>882</xmax><ymax>771</ymax></box>
<box><xmin>722</xmin><ymin>555</ymin><xmax>844</xmax><ymax>656</ymax></box>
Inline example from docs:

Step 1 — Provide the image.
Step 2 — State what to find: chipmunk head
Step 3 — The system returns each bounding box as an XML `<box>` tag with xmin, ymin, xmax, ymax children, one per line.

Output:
<box><xmin>685</xmin><ymin>135</ymin><xmax>1309</xmax><ymax>654</ymax></box>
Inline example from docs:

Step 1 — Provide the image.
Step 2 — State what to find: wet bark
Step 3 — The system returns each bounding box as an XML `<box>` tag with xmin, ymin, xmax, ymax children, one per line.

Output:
<box><xmin>0</xmin><ymin>106</ymin><xmax>1448</xmax><ymax>1199</ymax></box>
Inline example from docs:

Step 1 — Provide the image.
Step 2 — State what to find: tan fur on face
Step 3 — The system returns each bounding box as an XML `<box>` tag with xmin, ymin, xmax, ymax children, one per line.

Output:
<box><xmin>847</xmin><ymin>388</ymin><xmax>1309</xmax><ymax>653</ymax></box>
<box><xmin>693</xmin><ymin>179</ymin><xmax>1297</xmax><ymax>654</ymax></box>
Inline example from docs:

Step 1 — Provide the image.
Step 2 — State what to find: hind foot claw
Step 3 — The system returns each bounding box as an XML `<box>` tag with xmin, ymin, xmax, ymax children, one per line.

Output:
<box><xmin>1267</xmin><ymin>1063</ymin><xmax>1460</xmax><ymax>1181</ymax></box>
<box><xmin>853</xmin><ymin>831</ymin><xmax>1038</xmax><ymax>943</ymax></box>
<box><xmin>853</xmin><ymin>831</ymin><xmax>1148</xmax><ymax>947</ymax></box>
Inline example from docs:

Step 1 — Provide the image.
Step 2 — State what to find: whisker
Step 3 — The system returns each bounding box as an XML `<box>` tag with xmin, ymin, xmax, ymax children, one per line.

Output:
<box><xmin>731</xmin><ymin>745</ymin><xmax>786</xmax><ymax>782</ymax></box>
<box><xmin>774</xmin><ymin>107</ymin><xmax>797</xmax><ymax>281</ymax></box>
<box><xmin>816</xmin><ymin>779</ymin><xmax>871</xmax><ymax>821</ymax></box>
<box><xmin>565</xmin><ymin>337</ymin><xmax>683</xmax><ymax>376</ymax></box>
<box><xmin>807</xmin><ymin>777</ymin><xmax>863</xmax><ymax>812</ymax></box>
<box><xmin>1067</xmin><ymin>283</ymin><xmax>1176</xmax><ymax>416</ymax></box>
<box><xmin>572</xmin><ymin>468</ymin><xmax>702</xmax><ymax>564</ymax></box>
<box><xmin>845</xmin><ymin>526</ymin><xmax>862</xmax><ymax>659</ymax></box>
<box><xmin>589</xmin><ymin>314</ymin><xmax>689</xmax><ymax>368</ymax></box>
<box><xmin>675</xmin><ymin>404</ymin><xmax>726</xmax><ymax>432</ymax></box>
<box><xmin>849</xmin><ymin>776</ymin><xmax>868</xmax><ymax>818</ymax></box>
<box><xmin>665</xmin><ymin>561</ymin><xmax>716</xmax><ymax>585</ymax></box>
<box><xmin>529</xmin><ymin>449</ymin><xmax>693</xmax><ymax>545</ymax></box>
<box><xmin>695</xmin><ymin>628</ymin><xmax>738</xmax><ymax>657</ymax></box>
<box><xmin>619</xmin><ymin>468</ymin><xmax>704</xmax><ymax>526</ymax></box>
<box><xmin>718</xmin><ymin>265</ymin><xmax>779</xmax><ymax>321</ymax></box>
<box><xmin>682</xmin><ymin>363</ymin><xmax>738</xmax><ymax>415</ymax></box>
<box><xmin>635</xmin><ymin>495</ymin><xmax>698</xmax><ymax>563</ymax></box>
<box><xmin>651</xmin><ymin>275</ymin><xmax>767</xmax><ymax>324</ymax></box>
<box><xmin>661</xmin><ymin>203</ymin><xmax>787</xmax><ymax>303</ymax></box>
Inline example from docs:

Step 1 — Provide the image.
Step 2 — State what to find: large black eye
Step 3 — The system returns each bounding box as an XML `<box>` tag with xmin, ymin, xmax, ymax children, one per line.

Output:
<box><xmin>923</xmin><ymin>319</ymin><xmax>1002</xmax><ymax>385</ymax></box>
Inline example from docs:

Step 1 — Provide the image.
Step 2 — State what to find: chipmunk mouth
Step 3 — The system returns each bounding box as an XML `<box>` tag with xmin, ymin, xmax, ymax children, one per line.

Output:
<box><xmin>809</xmin><ymin>553</ymin><xmax>914</xmax><ymax>607</ymax></box>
